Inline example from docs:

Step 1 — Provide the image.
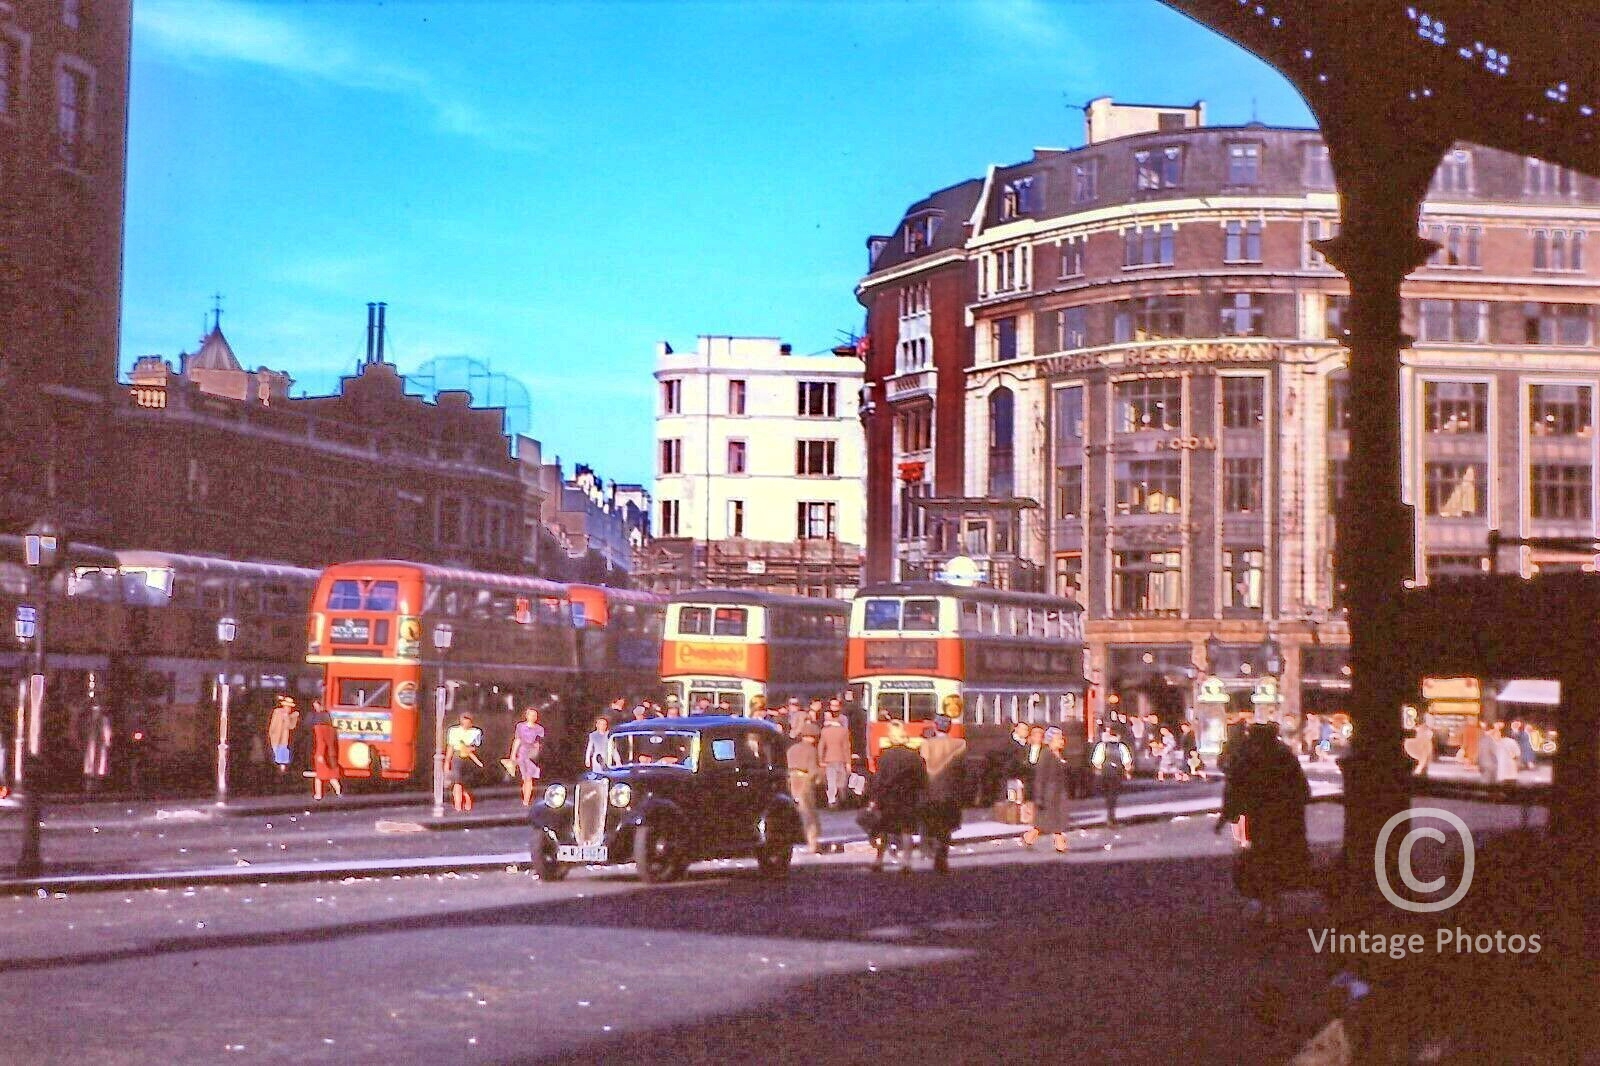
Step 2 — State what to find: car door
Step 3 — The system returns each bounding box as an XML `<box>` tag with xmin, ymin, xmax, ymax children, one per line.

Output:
<box><xmin>728</xmin><ymin>730</ymin><xmax>778</xmax><ymax>847</ymax></box>
<box><xmin>699</xmin><ymin>733</ymin><xmax>750</xmax><ymax>852</ymax></box>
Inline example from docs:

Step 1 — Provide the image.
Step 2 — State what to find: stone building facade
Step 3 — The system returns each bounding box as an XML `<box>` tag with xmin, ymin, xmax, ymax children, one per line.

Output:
<box><xmin>859</xmin><ymin>99</ymin><xmax>1600</xmax><ymax>745</ymax></box>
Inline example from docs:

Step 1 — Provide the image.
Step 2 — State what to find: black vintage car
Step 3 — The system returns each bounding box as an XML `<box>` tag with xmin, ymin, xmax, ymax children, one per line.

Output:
<box><xmin>529</xmin><ymin>715</ymin><xmax>803</xmax><ymax>883</ymax></box>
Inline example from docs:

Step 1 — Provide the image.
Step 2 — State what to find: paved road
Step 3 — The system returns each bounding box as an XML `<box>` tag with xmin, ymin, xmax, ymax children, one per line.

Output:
<box><xmin>0</xmin><ymin>799</ymin><xmax>1564</xmax><ymax>1066</ymax></box>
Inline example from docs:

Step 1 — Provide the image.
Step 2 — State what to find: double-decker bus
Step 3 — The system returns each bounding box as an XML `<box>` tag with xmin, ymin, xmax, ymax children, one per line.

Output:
<box><xmin>569</xmin><ymin>584</ymin><xmax>666</xmax><ymax>706</ymax></box>
<box><xmin>659</xmin><ymin>590</ymin><xmax>848</xmax><ymax>713</ymax></box>
<box><xmin>307</xmin><ymin>562</ymin><xmax>578</xmax><ymax>780</ymax></box>
<box><xmin>847</xmin><ymin>583</ymin><xmax>1088</xmax><ymax>769</ymax></box>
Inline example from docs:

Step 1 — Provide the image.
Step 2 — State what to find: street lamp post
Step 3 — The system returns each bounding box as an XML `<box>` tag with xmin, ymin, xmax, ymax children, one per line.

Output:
<box><xmin>11</xmin><ymin>606</ymin><xmax>37</xmax><ymax>795</ymax></box>
<box><xmin>430</xmin><ymin>623</ymin><xmax>454</xmax><ymax>819</ymax></box>
<box><xmin>215</xmin><ymin>616</ymin><xmax>238</xmax><ymax>805</ymax></box>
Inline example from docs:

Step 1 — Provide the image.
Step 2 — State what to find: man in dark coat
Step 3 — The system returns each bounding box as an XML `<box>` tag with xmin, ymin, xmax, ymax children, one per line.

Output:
<box><xmin>867</xmin><ymin>721</ymin><xmax>928</xmax><ymax>873</ymax></box>
<box><xmin>1219</xmin><ymin>710</ymin><xmax>1250</xmax><ymax>774</ymax></box>
<box><xmin>1217</xmin><ymin>722</ymin><xmax>1312</xmax><ymax>920</ymax></box>
<box><xmin>919</xmin><ymin>716</ymin><xmax>967</xmax><ymax>874</ymax></box>
<box><xmin>1062</xmin><ymin>723</ymin><xmax>1089</xmax><ymax>799</ymax></box>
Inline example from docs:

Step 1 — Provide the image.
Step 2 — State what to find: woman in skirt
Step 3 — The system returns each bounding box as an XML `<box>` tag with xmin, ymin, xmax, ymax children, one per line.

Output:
<box><xmin>307</xmin><ymin>699</ymin><xmax>342</xmax><ymax>800</ymax></box>
<box><xmin>1023</xmin><ymin>727</ymin><xmax>1072</xmax><ymax>853</ymax></box>
<box><xmin>445</xmin><ymin>712</ymin><xmax>486</xmax><ymax>812</ymax></box>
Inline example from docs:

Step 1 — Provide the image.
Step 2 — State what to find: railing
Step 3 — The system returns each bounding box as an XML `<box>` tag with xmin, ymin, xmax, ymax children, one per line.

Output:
<box><xmin>888</xmin><ymin>369</ymin><xmax>935</xmax><ymax>399</ymax></box>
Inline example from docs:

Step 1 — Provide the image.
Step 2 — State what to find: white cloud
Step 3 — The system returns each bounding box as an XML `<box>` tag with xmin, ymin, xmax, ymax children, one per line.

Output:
<box><xmin>134</xmin><ymin>0</ymin><xmax>518</xmax><ymax>147</ymax></box>
<box><xmin>964</xmin><ymin>0</ymin><xmax>1097</xmax><ymax>72</ymax></box>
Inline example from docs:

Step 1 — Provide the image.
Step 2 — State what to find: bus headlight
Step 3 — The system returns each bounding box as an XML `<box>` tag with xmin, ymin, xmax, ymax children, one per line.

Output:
<box><xmin>609</xmin><ymin>783</ymin><xmax>632</xmax><ymax>808</ymax></box>
<box><xmin>544</xmin><ymin>784</ymin><xmax>567</xmax><ymax>809</ymax></box>
<box><xmin>346</xmin><ymin>742</ymin><xmax>372</xmax><ymax>770</ymax></box>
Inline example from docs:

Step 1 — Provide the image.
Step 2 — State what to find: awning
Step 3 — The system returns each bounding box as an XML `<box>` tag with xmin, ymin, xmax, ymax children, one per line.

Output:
<box><xmin>1494</xmin><ymin>679</ymin><xmax>1561</xmax><ymax>706</ymax></box>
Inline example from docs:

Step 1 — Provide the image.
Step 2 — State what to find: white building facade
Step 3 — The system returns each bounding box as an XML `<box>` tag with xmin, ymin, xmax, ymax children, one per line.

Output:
<box><xmin>652</xmin><ymin>336</ymin><xmax>866</xmax><ymax>548</ymax></box>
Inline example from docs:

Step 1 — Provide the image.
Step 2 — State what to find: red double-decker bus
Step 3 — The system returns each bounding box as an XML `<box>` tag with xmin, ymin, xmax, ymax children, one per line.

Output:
<box><xmin>847</xmin><ymin>583</ymin><xmax>1088</xmax><ymax>769</ymax></box>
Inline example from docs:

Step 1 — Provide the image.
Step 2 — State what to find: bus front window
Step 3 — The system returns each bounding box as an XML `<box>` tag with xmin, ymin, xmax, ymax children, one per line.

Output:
<box><xmin>862</xmin><ymin>598</ymin><xmax>901</xmax><ymax>631</ymax></box>
<box><xmin>902</xmin><ymin>598</ymin><xmax>940</xmax><ymax>631</ymax></box>
<box><xmin>712</xmin><ymin>607</ymin><xmax>748</xmax><ymax>636</ymax></box>
<box><xmin>907</xmin><ymin>693</ymin><xmax>938</xmax><ymax>722</ymax></box>
<box><xmin>875</xmin><ymin>691</ymin><xmax>907</xmax><ymax>721</ymax></box>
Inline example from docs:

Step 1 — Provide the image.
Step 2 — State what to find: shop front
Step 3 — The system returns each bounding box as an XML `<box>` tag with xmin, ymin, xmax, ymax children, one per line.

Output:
<box><xmin>1104</xmin><ymin>644</ymin><xmax>1194</xmax><ymax>731</ymax></box>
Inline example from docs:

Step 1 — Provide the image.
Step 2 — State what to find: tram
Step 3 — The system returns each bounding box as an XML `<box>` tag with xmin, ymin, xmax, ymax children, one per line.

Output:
<box><xmin>659</xmin><ymin>590</ymin><xmax>848</xmax><ymax>713</ymax></box>
<box><xmin>846</xmin><ymin>583</ymin><xmax>1088</xmax><ymax>769</ymax></box>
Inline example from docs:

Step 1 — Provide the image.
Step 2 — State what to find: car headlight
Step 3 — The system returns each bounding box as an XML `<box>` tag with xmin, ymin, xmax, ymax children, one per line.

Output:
<box><xmin>609</xmin><ymin>783</ymin><xmax>632</xmax><ymax>807</ymax></box>
<box><xmin>544</xmin><ymin>783</ymin><xmax>567</xmax><ymax>808</ymax></box>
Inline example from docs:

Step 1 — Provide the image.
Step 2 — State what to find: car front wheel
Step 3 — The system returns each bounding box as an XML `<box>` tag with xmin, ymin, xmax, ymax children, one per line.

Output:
<box><xmin>634</xmin><ymin>822</ymin><xmax>685</xmax><ymax>884</ymax></box>
<box><xmin>531</xmin><ymin>835</ymin><xmax>570</xmax><ymax>882</ymax></box>
<box><xmin>755</xmin><ymin>840</ymin><xmax>793</xmax><ymax>879</ymax></box>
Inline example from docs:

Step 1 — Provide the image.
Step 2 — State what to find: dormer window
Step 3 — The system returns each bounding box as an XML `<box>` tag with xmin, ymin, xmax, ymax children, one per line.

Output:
<box><xmin>1000</xmin><ymin>176</ymin><xmax>1038</xmax><ymax>221</ymax></box>
<box><xmin>1135</xmin><ymin>146</ymin><xmax>1183</xmax><ymax>190</ymax></box>
<box><xmin>905</xmin><ymin>212</ymin><xmax>942</xmax><ymax>253</ymax></box>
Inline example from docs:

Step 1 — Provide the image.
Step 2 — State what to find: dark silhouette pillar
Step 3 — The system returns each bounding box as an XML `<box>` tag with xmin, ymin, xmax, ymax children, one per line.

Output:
<box><xmin>1314</xmin><ymin>127</ymin><xmax>1448</xmax><ymax>887</ymax></box>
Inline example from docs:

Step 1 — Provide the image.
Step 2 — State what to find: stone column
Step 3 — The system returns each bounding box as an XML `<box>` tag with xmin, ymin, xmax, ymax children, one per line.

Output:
<box><xmin>1315</xmin><ymin>144</ymin><xmax>1444</xmax><ymax>887</ymax></box>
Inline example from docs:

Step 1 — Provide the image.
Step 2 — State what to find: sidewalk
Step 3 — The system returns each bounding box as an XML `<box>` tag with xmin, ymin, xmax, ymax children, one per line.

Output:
<box><xmin>0</xmin><ymin>780</ymin><xmax>1342</xmax><ymax>894</ymax></box>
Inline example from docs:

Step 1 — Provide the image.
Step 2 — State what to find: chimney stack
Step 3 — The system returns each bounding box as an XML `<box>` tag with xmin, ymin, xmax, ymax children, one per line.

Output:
<box><xmin>365</xmin><ymin>303</ymin><xmax>376</xmax><ymax>365</ymax></box>
<box><xmin>376</xmin><ymin>302</ymin><xmax>388</xmax><ymax>363</ymax></box>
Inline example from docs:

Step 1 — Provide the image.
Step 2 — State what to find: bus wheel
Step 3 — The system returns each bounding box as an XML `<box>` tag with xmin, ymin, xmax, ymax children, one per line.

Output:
<box><xmin>755</xmin><ymin>841</ymin><xmax>793</xmax><ymax>879</ymax></box>
<box><xmin>531</xmin><ymin>836</ymin><xmax>569</xmax><ymax>882</ymax></box>
<box><xmin>635</xmin><ymin>823</ymin><xmax>685</xmax><ymax>884</ymax></box>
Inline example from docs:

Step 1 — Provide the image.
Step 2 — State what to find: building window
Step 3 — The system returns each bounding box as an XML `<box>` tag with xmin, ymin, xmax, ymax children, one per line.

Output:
<box><xmin>1416</xmin><ymin>300</ymin><xmax>1487</xmax><ymax>343</ymax></box>
<box><xmin>1423</xmin><ymin>223</ymin><xmax>1482</xmax><ymax>268</ymax></box>
<box><xmin>1525</xmin><ymin>158</ymin><xmax>1574</xmax><ymax>197</ymax></box>
<box><xmin>659</xmin><ymin>438</ymin><xmax>683</xmax><ymax>475</ymax></box>
<box><xmin>1114</xmin><ymin>458</ymin><xmax>1182</xmax><ymax>515</ymax></box>
<box><xmin>727</xmin><ymin>499</ymin><xmax>746</xmax><ymax>538</ymax></box>
<box><xmin>795</xmin><ymin>439</ymin><xmax>837</xmax><ymax>476</ymax></box>
<box><xmin>1531</xmin><ymin>464</ymin><xmax>1593</xmax><ymax>519</ymax></box>
<box><xmin>1222</xmin><ymin>457</ymin><xmax>1264</xmax><ymax>513</ymax></box>
<box><xmin>1059</xmin><ymin>236</ymin><xmax>1085</xmax><ymax>279</ymax></box>
<box><xmin>797</xmin><ymin>502</ymin><xmax>838</xmax><ymax>540</ymax></box>
<box><xmin>660</xmin><ymin>378</ymin><xmax>682</xmax><ymax>415</ymax></box>
<box><xmin>1530</xmin><ymin>384</ymin><xmax>1593</xmax><ymax>437</ymax></box>
<box><xmin>1054</xmin><ymin>553</ymin><xmax>1084</xmax><ymax>601</ymax></box>
<box><xmin>1427</xmin><ymin>554</ymin><xmax>1488</xmax><ymax>584</ymax></box>
<box><xmin>905</xmin><ymin>213</ymin><xmax>941</xmax><ymax>253</ymax></box>
<box><xmin>0</xmin><ymin>36</ymin><xmax>20</xmax><ymax>116</ymax></box>
<box><xmin>1424</xmin><ymin>462</ymin><xmax>1487</xmax><ymax>518</ymax></box>
<box><xmin>727</xmin><ymin>439</ymin><xmax>748</xmax><ymax>475</ymax></box>
<box><xmin>1305</xmin><ymin>217</ymin><xmax>1340</xmax><ymax>269</ymax></box>
<box><xmin>438</xmin><ymin>497</ymin><xmax>462</xmax><ymax>545</ymax></box>
<box><xmin>988</xmin><ymin>388</ymin><xmax>1015</xmax><ymax>497</ymax></box>
<box><xmin>987</xmin><ymin>246</ymin><xmax>1030</xmax><ymax>294</ymax></box>
<box><xmin>1431</xmin><ymin>148</ymin><xmax>1473</xmax><ymax>194</ymax></box>
<box><xmin>1224</xmin><ymin>220</ymin><xmax>1263</xmax><ymax>263</ymax></box>
<box><xmin>1220</xmin><ymin>293</ymin><xmax>1265</xmax><ymax>336</ymax></box>
<box><xmin>57</xmin><ymin>65</ymin><xmax>89</xmax><ymax>166</ymax></box>
<box><xmin>1134</xmin><ymin>146</ymin><xmax>1183</xmax><ymax>190</ymax></box>
<box><xmin>728</xmin><ymin>379</ymin><xmax>746</xmax><ymax>415</ymax></box>
<box><xmin>1302</xmin><ymin>143</ymin><xmax>1333</xmax><ymax>188</ymax></box>
<box><xmin>1423</xmin><ymin>381</ymin><xmax>1488</xmax><ymax>434</ymax></box>
<box><xmin>1116</xmin><ymin>377</ymin><xmax>1182</xmax><ymax>432</ymax></box>
<box><xmin>1071</xmin><ymin>158</ymin><xmax>1099</xmax><ymax>203</ymax></box>
<box><xmin>993</xmin><ymin>316</ymin><xmax>1018</xmax><ymax>362</ymax></box>
<box><xmin>1222</xmin><ymin>549</ymin><xmax>1265</xmax><ymax>611</ymax></box>
<box><xmin>899</xmin><ymin>481</ymin><xmax>929</xmax><ymax>540</ymax></box>
<box><xmin>797</xmin><ymin>380</ymin><xmax>838</xmax><ymax>417</ymax></box>
<box><xmin>1324</xmin><ymin>294</ymin><xmax>1349</xmax><ymax>340</ymax></box>
<box><xmin>1112</xmin><ymin>551</ymin><xmax>1183</xmax><ymax>613</ymax></box>
<box><xmin>897</xmin><ymin>337</ymin><xmax>930</xmax><ymax>373</ymax></box>
<box><xmin>1000</xmin><ymin>176</ymin><xmax>1039</xmax><ymax>220</ymax></box>
<box><xmin>1056</xmin><ymin>464</ymin><xmax>1083</xmax><ymax>520</ymax></box>
<box><xmin>1124</xmin><ymin>223</ymin><xmax>1176</xmax><ymax>267</ymax></box>
<box><xmin>1222</xmin><ymin>376</ymin><xmax>1265</xmax><ymax>430</ymax></box>
<box><xmin>1226</xmin><ymin>142</ymin><xmax>1261</xmax><ymax>185</ymax></box>
<box><xmin>1114</xmin><ymin>295</ymin><xmax>1185</xmax><ymax>342</ymax></box>
<box><xmin>659</xmin><ymin>499</ymin><xmax>681</xmax><ymax>537</ymax></box>
<box><xmin>898</xmin><ymin>406</ymin><xmax>933</xmax><ymax>452</ymax></box>
<box><xmin>1533</xmin><ymin>229</ymin><xmax>1586</xmax><ymax>272</ymax></box>
<box><xmin>1327</xmin><ymin>375</ymin><xmax>1351</xmax><ymax>430</ymax></box>
<box><xmin>1524</xmin><ymin>303</ymin><xmax>1592</xmax><ymax>346</ymax></box>
<box><xmin>1058</xmin><ymin>306</ymin><xmax>1088</xmax><ymax>350</ymax></box>
<box><xmin>1056</xmin><ymin>385</ymin><xmax>1084</xmax><ymax>441</ymax></box>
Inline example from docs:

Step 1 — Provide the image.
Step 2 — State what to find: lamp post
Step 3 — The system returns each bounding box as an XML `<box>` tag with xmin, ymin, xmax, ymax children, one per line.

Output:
<box><xmin>11</xmin><ymin>606</ymin><xmax>36</xmax><ymax>794</ymax></box>
<box><xmin>17</xmin><ymin>526</ymin><xmax>62</xmax><ymax>797</ymax></box>
<box><xmin>215</xmin><ymin>616</ymin><xmax>238</xmax><ymax>805</ymax></box>
<box><xmin>430</xmin><ymin>623</ymin><xmax>454</xmax><ymax>819</ymax></box>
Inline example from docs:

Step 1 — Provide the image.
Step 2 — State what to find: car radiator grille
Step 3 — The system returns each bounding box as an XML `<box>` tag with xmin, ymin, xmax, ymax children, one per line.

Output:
<box><xmin>573</xmin><ymin>779</ymin><xmax>607</xmax><ymax>847</ymax></box>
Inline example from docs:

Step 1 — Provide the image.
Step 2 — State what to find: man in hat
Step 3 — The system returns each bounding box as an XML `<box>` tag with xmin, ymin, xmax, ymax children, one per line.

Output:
<box><xmin>786</xmin><ymin>722</ymin><xmax>824</xmax><ymax>853</ymax></box>
<box><xmin>818</xmin><ymin>703</ymin><xmax>853</xmax><ymax>808</ymax></box>
<box><xmin>267</xmin><ymin>696</ymin><xmax>299</xmax><ymax>781</ymax></box>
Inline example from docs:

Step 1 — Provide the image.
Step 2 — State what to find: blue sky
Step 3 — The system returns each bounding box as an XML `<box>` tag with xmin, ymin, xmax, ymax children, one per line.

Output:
<box><xmin>124</xmin><ymin>0</ymin><xmax>1314</xmax><ymax>484</ymax></box>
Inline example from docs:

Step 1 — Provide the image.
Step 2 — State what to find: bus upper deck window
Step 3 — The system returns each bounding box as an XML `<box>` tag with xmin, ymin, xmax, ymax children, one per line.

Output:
<box><xmin>862</xmin><ymin>599</ymin><xmax>901</xmax><ymax>631</ymax></box>
<box><xmin>678</xmin><ymin>607</ymin><xmax>711</xmax><ymax>635</ymax></box>
<box><xmin>328</xmin><ymin>580</ymin><xmax>362</xmax><ymax>610</ymax></box>
<box><xmin>902</xmin><ymin>599</ymin><xmax>939</xmax><ymax>631</ymax></box>
<box><xmin>712</xmin><ymin>607</ymin><xmax>747</xmax><ymax>636</ymax></box>
<box><xmin>366</xmin><ymin>581</ymin><xmax>399</xmax><ymax>612</ymax></box>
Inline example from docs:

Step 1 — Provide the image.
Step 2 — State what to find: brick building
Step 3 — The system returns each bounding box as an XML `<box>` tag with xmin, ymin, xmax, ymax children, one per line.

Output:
<box><xmin>859</xmin><ymin>98</ymin><xmax>1600</xmax><ymax>746</ymax></box>
<box><xmin>0</xmin><ymin>0</ymin><xmax>131</xmax><ymax>537</ymax></box>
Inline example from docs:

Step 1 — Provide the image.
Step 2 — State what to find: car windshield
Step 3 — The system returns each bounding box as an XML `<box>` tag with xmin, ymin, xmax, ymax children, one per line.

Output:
<box><xmin>609</xmin><ymin>731</ymin><xmax>696</xmax><ymax>770</ymax></box>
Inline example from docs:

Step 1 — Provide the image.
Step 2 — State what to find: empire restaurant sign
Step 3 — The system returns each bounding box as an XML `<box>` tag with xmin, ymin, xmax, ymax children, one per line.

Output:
<box><xmin>1043</xmin><ymin>341</ymin><xmax>1283</xmax><ymax>377</ymax></box>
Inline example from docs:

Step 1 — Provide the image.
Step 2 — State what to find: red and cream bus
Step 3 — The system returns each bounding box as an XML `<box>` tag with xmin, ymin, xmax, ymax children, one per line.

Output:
<box><xmin>307</xmin><ymin>562</ymin><xmax>577</xmax><ymax>779</ymax></box>
<box><xmin>847</xmin><ymin>583</ymin><xmax>1088</xmax><ymax>768</ymax></box>
<box><xmin>660</xmin><ymin>590</ymin><xmax>847</xmax><ymax>713</ymax></box>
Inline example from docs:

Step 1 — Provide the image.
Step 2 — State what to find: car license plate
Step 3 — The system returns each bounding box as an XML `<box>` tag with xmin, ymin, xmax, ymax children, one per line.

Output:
<box><xmin>556</xmin><ymin>845</ymin><xmax>608</xmax><ymax>863</ymax></box>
